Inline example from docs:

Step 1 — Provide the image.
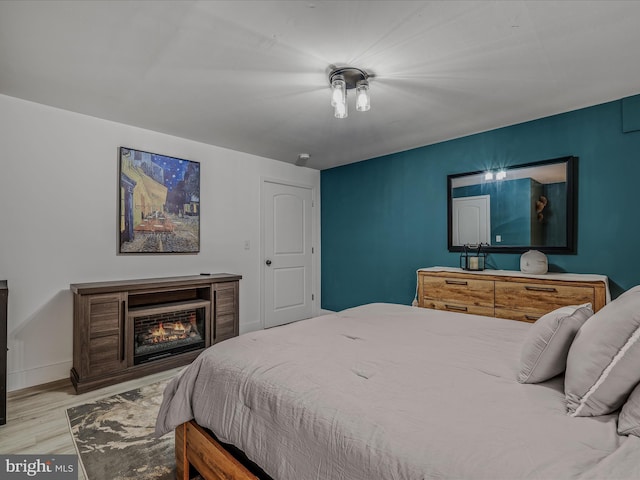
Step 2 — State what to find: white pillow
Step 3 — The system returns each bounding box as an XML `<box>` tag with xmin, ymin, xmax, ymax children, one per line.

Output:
<box><xmin>517</xmin><ymin>304</ymin><xmax>593</xmax><ymax>384</ymax></box>
<box><xmin>619</xmin><ymin>381</ymin><xmax>640</xmax><ymax>437</ymax></box>
<box><xmin>565</xmin><ymin>286</ymin><xmax>640</xmax><ymax>417</ymax></box>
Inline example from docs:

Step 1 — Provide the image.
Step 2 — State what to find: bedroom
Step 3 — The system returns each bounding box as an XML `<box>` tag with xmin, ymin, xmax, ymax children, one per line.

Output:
<box><xmin>1</xmin><ymin>1</ymin><xmax>640</xmax><ymax>479</ymax></box>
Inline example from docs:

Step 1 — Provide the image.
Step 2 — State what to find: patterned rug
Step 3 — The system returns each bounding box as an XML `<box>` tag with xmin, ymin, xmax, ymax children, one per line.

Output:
<box><xmin>66</xmin><ymin>380</ymin><xmax>175</xmax><ymax>480</ymax></box>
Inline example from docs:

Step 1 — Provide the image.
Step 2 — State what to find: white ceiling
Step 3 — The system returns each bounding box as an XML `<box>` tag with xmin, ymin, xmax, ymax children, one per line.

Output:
<box><xmin>1</xmin><ymin>1</ymin><xmax>640</xmax><ymax>170</ymax></box>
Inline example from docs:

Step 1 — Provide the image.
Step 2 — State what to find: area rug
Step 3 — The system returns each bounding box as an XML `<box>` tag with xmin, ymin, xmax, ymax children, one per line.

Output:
<box><xmin>66</xmin><ymin>380</ymin><xmax>175</xmax><ymax>480</ymax></box>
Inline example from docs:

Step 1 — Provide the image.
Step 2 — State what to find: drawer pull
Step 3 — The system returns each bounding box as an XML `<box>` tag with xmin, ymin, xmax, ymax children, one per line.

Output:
<box><xmin>445</xmin><ymin>304</ymin><xmax>468</xmax><ymax>312</ymax></box>
<box><xmin>524</xmin><ymin>286</ymin><xmax>557</xmax><ymax>293</ymax></box>
<box><xmin>525</xmin><ymin>314</ymin><xmax>541</xmax><ymax>321</ymax></box>
<box><xmin>445</xmin><ymin>280</ymin><xmax>468</xmax><ymax>286</ymax></box>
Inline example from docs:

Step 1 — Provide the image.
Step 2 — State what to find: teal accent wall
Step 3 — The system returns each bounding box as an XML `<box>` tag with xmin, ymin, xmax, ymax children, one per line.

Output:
<box><xmin>321</xmin><ymin>98</ymin><xmax>640</xmax><ymax>311</ymax></box>
<box><xmin>622</xmin><ymin>94</ymin><xmax>640</xmax><ymax>132</ymax></box>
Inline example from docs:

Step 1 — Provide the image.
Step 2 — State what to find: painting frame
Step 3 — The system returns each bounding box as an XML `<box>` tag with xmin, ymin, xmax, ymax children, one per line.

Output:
<box><xmin>118</xmin><ymin>147</ymin><xmax>200</xmax><ymax>254</ymax></box>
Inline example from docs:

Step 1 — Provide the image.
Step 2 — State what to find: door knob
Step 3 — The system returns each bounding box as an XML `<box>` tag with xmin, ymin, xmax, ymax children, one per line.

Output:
<box><xmin>265</xmin><ymin>259</ymin><xmax>272</xmax><ymax>266</ymax></box>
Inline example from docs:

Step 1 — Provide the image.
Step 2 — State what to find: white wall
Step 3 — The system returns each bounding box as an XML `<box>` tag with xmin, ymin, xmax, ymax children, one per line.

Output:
<box><xmin>0</xmin><ymin>94</ymin><xmax>320</xmax><ymax>392</ymax></box>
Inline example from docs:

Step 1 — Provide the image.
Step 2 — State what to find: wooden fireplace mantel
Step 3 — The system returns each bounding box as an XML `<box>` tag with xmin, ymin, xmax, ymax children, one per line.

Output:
<box><xmin>70</xmin><ymin>274</ymin><xmax>241</xmax><ymax>394</ymax></box>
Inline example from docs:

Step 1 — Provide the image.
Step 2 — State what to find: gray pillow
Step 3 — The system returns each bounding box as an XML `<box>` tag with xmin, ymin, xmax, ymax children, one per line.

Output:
<box><xmin>565</xmin><ymin>285</ymin><xmax>640</xmax><ymax>417</ymax></box>
<box><xmin>619</xmin><ymin>381</ymin><xmax>640</xmax><ymax>436</ymax></box>
<box><xmin>517</xmin><ymin>304</ymin><xmax>593</xmax><ymax>384</ymax></box>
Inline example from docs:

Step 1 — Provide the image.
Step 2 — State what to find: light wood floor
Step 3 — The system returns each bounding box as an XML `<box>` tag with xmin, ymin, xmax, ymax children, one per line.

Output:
<box><xmin>0</xmin><ymin>367</ymin><xmax>183</xmax><ymax>480</ymax></box>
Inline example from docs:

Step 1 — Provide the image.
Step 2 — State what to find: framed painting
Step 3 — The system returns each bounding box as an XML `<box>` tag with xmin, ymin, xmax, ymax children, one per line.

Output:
<box><xmin>118</xmin><ymin>147</ymin><xmax>200</xmax><ymax>254</ymax></box>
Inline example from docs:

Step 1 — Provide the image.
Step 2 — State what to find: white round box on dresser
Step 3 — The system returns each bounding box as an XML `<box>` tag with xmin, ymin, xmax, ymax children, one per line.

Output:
<box><xmin>520</xmin><ymin>250</ymin><xmax>548</xmax><ymax>275</ymax></box>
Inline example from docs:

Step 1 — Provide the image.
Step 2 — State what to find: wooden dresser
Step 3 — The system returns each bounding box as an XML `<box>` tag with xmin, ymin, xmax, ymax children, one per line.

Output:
<box><xmin>417</xmin><ymin>267</ymin><xmax>608</xmax><ymax>323</ymax></box>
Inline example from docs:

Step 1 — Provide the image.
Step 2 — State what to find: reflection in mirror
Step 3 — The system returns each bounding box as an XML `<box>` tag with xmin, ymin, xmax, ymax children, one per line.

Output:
<box><xmin>447</xmin><ymin>156</ymin><xmax>576</xmax><ymax>253</ymax></box>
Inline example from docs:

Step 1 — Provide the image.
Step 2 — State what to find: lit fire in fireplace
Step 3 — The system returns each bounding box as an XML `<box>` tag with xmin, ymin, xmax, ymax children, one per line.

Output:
<box><xmin>150</xmin><ymin>321</ymin><xmax>184</xmax><ymax>342</ymax></box>
<box><xmin>141</xmin><ymin>313</ymin><xmax>199</xmax><ymax>346</ymax></box>
<box><xmin>134</xmin><ymin>310</ymin><xmax>204</xmax><ymax>364</ymax></box>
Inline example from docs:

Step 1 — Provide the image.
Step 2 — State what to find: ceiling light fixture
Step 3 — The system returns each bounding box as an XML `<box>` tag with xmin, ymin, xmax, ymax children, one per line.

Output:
<box><xmin>329</xmin><ymin>66</ymin><xmax>370</xmax><ymax>119</ymax></box>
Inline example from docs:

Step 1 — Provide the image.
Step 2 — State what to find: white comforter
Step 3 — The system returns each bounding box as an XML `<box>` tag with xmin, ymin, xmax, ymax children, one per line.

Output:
<box><xmin>156</xmin><ymin>303</ymin><xmax>640</xmax><ymax>479</ymax></box>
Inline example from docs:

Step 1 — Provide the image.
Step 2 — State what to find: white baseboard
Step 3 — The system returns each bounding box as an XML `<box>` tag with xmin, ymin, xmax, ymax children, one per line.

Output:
<box><xmin>7</xmin><ymin>360</ymin><xmax>72</xmax><ymax>392</ymax></box>
<box><xmin>319</xmin><ymin>309</ymin><xmax>335</xmax><ymax>316</ymax></box>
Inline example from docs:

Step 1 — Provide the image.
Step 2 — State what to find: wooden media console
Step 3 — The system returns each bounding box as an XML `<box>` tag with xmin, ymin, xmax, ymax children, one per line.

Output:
<box><xmin>70</xmin><ymin>274</ymin><xmax>241</xmax><ymax>394</ymax></box>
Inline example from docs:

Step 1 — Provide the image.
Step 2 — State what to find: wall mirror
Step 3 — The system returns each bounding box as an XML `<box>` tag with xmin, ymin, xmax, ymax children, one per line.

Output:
<box><xmin>447</xmin><ymin>156</ymin><xmax>577</xmax><ymax>254</ymax></box>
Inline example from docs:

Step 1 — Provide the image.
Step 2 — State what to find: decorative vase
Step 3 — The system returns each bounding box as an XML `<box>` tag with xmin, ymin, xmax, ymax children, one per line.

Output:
<box><xmin>520</xmin><ymin>250</ymin><xmax>548</xmax><ymax>274</ymax></box>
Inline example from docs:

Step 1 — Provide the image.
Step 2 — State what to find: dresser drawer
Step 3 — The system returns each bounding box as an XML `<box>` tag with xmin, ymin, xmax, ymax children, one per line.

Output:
<box><xmin>423</xmin><ymin>300</ymin><xmax>494</xmax><ymax>317</ymax></box>
<box><xmin>494</xmin><ymin>281</ymin><xmax>595</xmax><ymax>314</ymax></box>
<box><xmin>495</xmin><ymin>308</ymin><xmax>545</xmax><ymax>323</ymax></box>
<box><xmin>421</xmin><ymin>275</ymin><xmax>494</xmax><ymax>307</ymax></box>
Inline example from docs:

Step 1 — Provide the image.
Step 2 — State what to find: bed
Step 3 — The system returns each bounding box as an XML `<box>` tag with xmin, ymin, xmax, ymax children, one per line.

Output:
<box><xmin>155</xmin><ymin>301</ymin><xmax>640</xmax><ymax>480</ymax></box>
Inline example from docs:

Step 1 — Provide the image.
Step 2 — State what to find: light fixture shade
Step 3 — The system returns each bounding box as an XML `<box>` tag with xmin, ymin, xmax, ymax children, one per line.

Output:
<box><xmin>328</xmin><ymin>66</ymin><xmax>370</xmax><ymax>118</ymax></box>
<box><xmin>355</xmin><ymin>80</ymin><xmax>370</xmax><ymax>112</ymax></box>
<box><xmin>334</xmin><ymin>98</ymin><xmax>348</xmax><ymax>118</ymax></box>
<box><xmin>331</xmin><ymin>75</ymin><xmax>346</xmax><ymax>107</ymax></box>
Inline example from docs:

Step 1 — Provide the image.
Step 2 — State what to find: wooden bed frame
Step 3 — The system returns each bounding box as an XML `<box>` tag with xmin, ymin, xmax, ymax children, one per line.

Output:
<box><xmin>175</xmin><ymin>420</ymin><xmax>272</xmax><ymax>480</ymax></box>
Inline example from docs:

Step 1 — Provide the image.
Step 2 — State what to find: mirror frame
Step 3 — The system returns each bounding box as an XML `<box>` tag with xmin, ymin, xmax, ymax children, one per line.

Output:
<box><xmin>447</xmin><ymin>156</ymin><xmax>577</xmax><ymax>254</ymax></box>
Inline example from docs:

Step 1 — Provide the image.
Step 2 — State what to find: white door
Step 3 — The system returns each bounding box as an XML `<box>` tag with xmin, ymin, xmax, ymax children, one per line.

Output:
<box><xmin>262</xmin><ymin>180</ymin><xmax>313</xmax><ymax>328</ymax></box>
<box><xmin>452</xmin><ymin>195</ymin><xmax>491</xmax><ymax>245</ymax></box>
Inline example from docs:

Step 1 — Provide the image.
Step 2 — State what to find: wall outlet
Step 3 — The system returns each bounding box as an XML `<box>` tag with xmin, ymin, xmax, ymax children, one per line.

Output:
<box><xmin>496</xmin><ymin>235</ymin><xmax>502</xmax><ymax>243</ymax></box>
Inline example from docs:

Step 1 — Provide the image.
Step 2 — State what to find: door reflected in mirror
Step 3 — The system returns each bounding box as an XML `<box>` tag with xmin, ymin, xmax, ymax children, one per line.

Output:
<box><xmin>447</xmin><ymin>156</ymin><xmax>576</xmax><ymax>253</ymax></box>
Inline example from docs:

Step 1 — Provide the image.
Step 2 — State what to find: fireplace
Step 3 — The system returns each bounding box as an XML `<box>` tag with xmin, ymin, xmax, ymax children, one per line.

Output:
<box><xmin>133</xmin><ymin>307</ymin><xmax>206</xmax><ymax>365</ymax></box>
<box><xmin>70</xmin><ymin>274</ymin><xmax>240</xmax><ymax>394</ymax></box>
